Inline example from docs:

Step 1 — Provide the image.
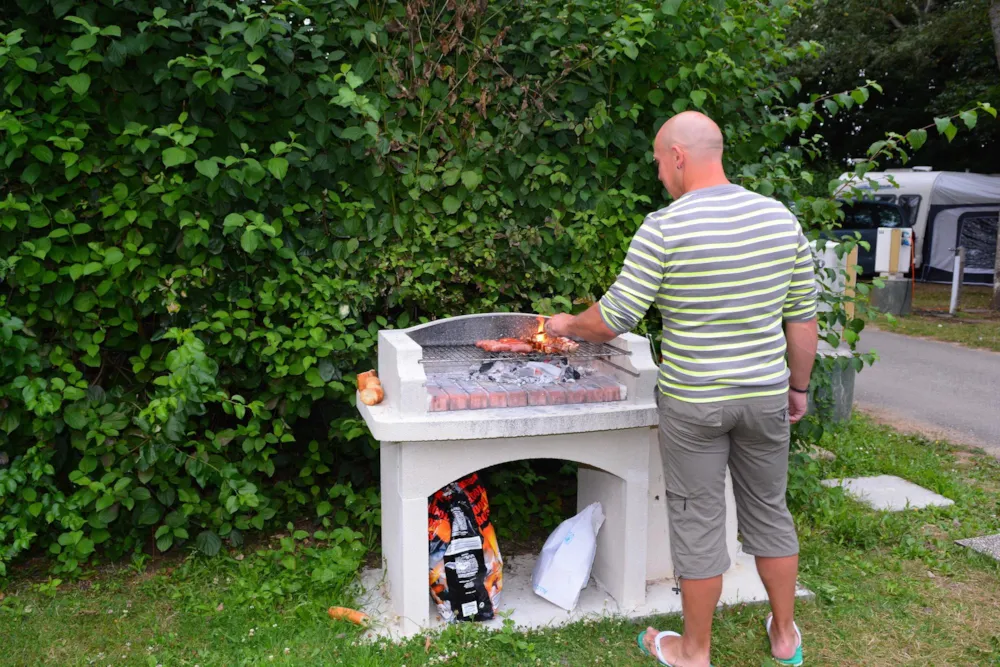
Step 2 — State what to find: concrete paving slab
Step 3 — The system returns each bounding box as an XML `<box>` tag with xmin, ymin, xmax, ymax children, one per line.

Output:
<box><xmin>956</xmin><ymin>533</ymin><xmax>1000</xmax><ymax>561</ymax></box>
<box><xmin>822</xmin><ymin>474</ymin><xmax>954</xmax><ymax>511</ymax></box>
<box><xmin>357</xmin><ymin>552</ymin><xmax>812</xmax><ymax>639</ymax></box>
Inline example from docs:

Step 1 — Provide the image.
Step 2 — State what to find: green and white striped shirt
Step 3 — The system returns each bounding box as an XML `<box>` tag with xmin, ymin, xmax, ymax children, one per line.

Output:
<box><xmin>599</xmin><ymin>184</ymin><xmax>818</xmax><ymax>403</ymax></box>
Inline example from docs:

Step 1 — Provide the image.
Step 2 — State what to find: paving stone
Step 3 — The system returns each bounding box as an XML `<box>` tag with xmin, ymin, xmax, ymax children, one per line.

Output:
<box><xmin>821</xmin><ymin>474</ymin><xmax>954</xmax><ymax>511</ymax></box>
<box><xmin>956</xmin><ymin>533</ymin><xmax>1000</xmax><ymax>561</ymax></box>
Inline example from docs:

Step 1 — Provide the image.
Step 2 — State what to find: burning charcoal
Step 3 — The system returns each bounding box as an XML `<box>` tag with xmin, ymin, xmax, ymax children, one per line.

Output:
<box><xmin>563</xmin><ymin>367</ymin><xmax>582</xmax><ymax>381</ymax></box>
<box><xmin>524</xmin><ymin>361</ymin><xmax>562</xmax><ymax>378</ymax></box>
<box><xmin>478</xmin><ymin>361</ymin><xmax>496</xmax><ymax>373</ymax></box>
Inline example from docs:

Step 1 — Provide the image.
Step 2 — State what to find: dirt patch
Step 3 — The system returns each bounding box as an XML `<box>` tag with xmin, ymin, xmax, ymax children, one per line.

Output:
<box><xmin>856</xmin><ymin>406</ymin><xmax>1000</xmax><ymax>457</ymax></box>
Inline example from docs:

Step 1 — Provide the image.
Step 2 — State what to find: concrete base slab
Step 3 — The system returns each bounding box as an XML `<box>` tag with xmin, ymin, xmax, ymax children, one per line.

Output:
<box><xmin>356</xmin><ymin>552</ymin><xmax>813</xmax><ymax>640</ymax></box>
<box><xmin>822</xmin><ymin>475</ymin><xmax>954</xmax><ymax>511</ymax></box>
<box><xmin>957</xmin><ymin>533</ymin><xmax>1000</xmax><ymax>561</ymax></box>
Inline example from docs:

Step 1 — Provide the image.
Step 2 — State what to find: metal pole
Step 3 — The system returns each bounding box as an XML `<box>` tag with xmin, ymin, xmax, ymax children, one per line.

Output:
<box><xmin>949</xmin><ymin>247</ymin><xmax>966</xmax><ymax>315</ymax></box>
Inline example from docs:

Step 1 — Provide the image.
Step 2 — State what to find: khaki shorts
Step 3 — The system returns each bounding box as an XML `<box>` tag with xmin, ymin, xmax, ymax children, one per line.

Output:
<box><xmin>658</xmin><ymin>392</ymin><xmax>799</xmax><ymax>580</ymax></box>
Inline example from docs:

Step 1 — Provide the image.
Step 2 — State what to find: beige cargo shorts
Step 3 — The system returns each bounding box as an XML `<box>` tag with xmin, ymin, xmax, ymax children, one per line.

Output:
<box><xmin>658</xmin><ymin>392</ymin><xmax>799</xmax><ymax>580</ymax></box>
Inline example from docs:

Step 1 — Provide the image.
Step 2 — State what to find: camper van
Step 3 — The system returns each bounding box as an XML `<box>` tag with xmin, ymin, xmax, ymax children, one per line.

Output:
<box><xmin>836</xmin><ymin>168</ymin><xmax>1000</xmax><ymax>284</ymax></box>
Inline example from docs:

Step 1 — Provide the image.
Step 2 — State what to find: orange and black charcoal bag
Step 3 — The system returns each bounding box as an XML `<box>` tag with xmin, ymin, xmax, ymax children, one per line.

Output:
<box><xmin>428</xmin><ymin>473</ymin><xmax>503</xmax><ymax>622</ymax></box>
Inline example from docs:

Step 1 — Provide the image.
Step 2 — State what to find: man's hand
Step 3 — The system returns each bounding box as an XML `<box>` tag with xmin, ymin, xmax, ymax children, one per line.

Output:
<box><xmin>788</xmin><ymin>390</ymin><xmax>808</xmax><ymax>424</ymax></box>
<box><xmin>545</xmin><ymin>313</ymin><xmax>575</xmax><ymax>338</ymax></box>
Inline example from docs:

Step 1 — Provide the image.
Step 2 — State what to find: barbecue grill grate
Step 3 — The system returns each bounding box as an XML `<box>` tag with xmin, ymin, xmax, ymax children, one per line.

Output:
<box><xmin>418</xmin><ymin>340</ymin><xmax>631</xmax><ymax>365</ymax></box>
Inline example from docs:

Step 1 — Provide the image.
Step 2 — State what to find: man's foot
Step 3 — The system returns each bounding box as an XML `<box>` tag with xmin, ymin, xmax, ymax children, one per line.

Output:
<box><xmin>766</xmin><ymin>615</ymin><xmax>800</xmax><ymax>661</ymax></box>
<box><xmin>640</xmin><ymin>626</ymin><xmax>711</xmax><ymax>667</ymax></box>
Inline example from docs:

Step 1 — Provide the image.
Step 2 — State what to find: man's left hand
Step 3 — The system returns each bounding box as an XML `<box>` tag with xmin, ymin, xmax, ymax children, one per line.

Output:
<box><xmin>788</xmin><ymin>390</ymin><xmax>808</xmax><ymax>424</ymax></box>
<box><xmin>545</xmin><ymin>313</ymin><xmax>575</xmax><ymax>338</ymax></box>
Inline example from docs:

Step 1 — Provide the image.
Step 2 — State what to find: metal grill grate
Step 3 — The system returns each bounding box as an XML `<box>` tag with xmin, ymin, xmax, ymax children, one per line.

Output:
<box><xmin>419</xmin><ymin>341</ymin><xmax>630</xmax><ymax>365</ymax></box>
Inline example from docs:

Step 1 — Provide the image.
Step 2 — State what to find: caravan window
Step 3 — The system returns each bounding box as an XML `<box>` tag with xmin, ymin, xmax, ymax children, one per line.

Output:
<box><xmin>839</xmin><ymin>201</ymin><xmax>905</xmax><ymax>229</ymax></box>
<box><xmin>898</xmin><ymin>195</ymin><xmax>921</xmax><ymax>226</ymax></box>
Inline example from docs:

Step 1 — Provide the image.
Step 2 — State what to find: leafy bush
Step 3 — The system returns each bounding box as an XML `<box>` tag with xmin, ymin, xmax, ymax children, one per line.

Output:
<box><xmin>0</xmin><ymin>0</ymin><xmax>990</xmax><ymax>577</ymax></box>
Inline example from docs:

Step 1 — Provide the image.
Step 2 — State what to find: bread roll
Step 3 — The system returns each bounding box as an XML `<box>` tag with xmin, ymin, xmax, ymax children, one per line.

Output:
<box><xmin>359</xmin><ymin>386</ymin><xmax>384</xmax><ymax>405</ymax></box>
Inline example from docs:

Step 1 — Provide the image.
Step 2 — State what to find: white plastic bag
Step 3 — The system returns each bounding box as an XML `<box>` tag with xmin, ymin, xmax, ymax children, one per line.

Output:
<box><xmin>531</xmin><ymin>502</ymin><xmax>605</xmax><ymax>611</ymax></box>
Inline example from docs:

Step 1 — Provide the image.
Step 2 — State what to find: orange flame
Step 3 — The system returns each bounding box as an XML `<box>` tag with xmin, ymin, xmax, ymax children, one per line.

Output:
<box><xmin>534</xmin><ymin>317</ymin><xmax>547</xmax><ymax>344</ymax></box>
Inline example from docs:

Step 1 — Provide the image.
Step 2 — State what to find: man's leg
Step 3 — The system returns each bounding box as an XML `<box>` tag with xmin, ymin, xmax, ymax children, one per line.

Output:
<box><xmin>756</xmin><ymin>554</ymin><xmax>800</xmax><ymax>658</ymax></box>
<box><xmin>642</xmin><ymin>396</ymin><xmax>731</xmax><ymax>667</ymax></box>
<box><xmin>727</xmin><ymin>395</ymin><xmax>801</xmax><ymax>661</ymax></box>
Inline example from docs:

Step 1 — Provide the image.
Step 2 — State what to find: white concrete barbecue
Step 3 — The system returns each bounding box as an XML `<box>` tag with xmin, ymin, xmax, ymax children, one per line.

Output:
<box><xmin>358</xmin><ymin>313</ymin><xmax>748</xmax><ymax>636</ymax></box>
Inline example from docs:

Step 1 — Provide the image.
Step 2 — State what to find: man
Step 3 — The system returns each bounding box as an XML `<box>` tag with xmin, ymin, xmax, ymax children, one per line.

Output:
<box><xmin>545</xmin><ymin>111</ymin><xmax>818</xmax><ymax>667</ymax></box>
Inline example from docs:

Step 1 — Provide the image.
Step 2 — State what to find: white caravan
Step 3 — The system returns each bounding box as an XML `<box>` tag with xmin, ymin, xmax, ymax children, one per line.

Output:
<box><xmin>837</xmin><ymin>168</ymin><xmax>1000</xmax><ymax>284</ymax></box>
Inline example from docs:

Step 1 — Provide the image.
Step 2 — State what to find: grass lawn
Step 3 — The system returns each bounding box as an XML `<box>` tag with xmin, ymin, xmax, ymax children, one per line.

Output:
<box><xmin>3</xmin><ymin>418</ymin><xmax>1000</xmax><ymax>666</ymax></box>
<box><xmin>876</xmin><ymin>283</ymin><xmax>1000</xmax><ymax>352</ymax></box>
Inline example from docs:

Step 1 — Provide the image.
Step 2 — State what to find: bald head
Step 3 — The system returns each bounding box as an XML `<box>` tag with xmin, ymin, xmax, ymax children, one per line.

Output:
<box><xmin>655</xmin><ymin>111</ymin><xmax>725</xmax><ymax>159</ymax></box>
<box><xmin>653</xmin><ymin>111</ymin><xmax>728</xmax><ymax>198</ymax></box>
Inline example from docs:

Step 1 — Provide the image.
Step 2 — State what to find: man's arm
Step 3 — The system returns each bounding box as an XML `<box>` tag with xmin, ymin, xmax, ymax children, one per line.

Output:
<box><xmin>546</xmin><ymin>303</ymin><xmax>617</xmax><ymax>343</ymax></box>
<box><xmin>786</xmin><ymin>319</ymin><xmax>818</xmax><ymax>391</ymax></box>
<box><xmin>783</xmin><ymin>220</ymin><xmax>819</xmax><ymax>423</ymax></box>
<box><xmin>546</xmin><ymin>215</ymin><xmax>666</xmax><ymax>342</ymax></box>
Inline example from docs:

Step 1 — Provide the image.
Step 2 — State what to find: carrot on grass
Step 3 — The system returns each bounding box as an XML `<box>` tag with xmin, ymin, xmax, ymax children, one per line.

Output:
<box><xmin>327</xmin><ymin>606</ymin><xmax>369</xmax><ymax>625</ymax></box>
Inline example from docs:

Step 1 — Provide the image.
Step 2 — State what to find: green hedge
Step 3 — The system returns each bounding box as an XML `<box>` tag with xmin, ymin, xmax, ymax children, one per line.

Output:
<box><xmin>0</xmin><ymin>0</ymin><xmax>858</xmax><ymax>575</ymax></box>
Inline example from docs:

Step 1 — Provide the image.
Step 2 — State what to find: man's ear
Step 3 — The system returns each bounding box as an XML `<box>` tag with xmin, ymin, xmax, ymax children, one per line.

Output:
<box><xmin>671</xmin><ymin>144</ymin><xmax>684</xmax><ymax>169</ymax></box>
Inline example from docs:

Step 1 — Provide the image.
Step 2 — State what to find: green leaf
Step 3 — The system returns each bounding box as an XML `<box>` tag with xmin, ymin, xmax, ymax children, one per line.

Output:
<box><xmin>960</xmin><ymin>110</ymin><xmax>978</xmax><ymax>130</ymax></box>
<box><xmin>162</xmin><ymin>147</ymin><xmax>190</xmax><ymax>167</ymax></box>
<box><xmin>442</xmin><ymin>168</ymin><xmax>461</xmax><ymax>186</ymax></box>
<box><xmin>66</xmin><ymin>73</ymin><xmax>91</xmax><ymax>95</ymax></box>
<box><xmin>443</xmin><ymin>196</ymin><xmax>461</xmax><ymax>215</ymax></box>
<box><xmin>850</xmin><ymin>88</ymin><xmax>869</xmax><ymax>105</ymax></box>
<box><xmin>223</xmin><ymin>213</ymin><xmax>246</xmax><ymax>234</ymax></box>
<box><xmin>137</xmin><ymin>502</ymin><xmax>161</xmax><ymax>526</ymax></box>
<box><xmin>76</xmin><ymin>538</ymin><xmax>95</xmax><ymax>556</ymax></box>
<box><xmin>944</xmin><ymin>122</ymin><xmax>958</xmax><ymax>142</ymax></box>
<box><xmin>933</xmin><ymin>117</ymin><xmax>952</xmax><ymax>135</ymax></box>
<box><xmin>317</xmin><ymin>501</ymin><xmax>333</xmax><ymax>516</ymax></box>
<box><xmin>305</xmin><ymin>367</ymin><xmax>325</xmax><ymax>387</ymax></box>
<box><xmin>70</xmin><ymin>33</ymin><xmax>97</xmax><ymax>51</ymax></box>
<box><xmin>100</xmin><ymin>25</ymin><xmax>122</xmax><ymax>37</ymax></box>
<box><xmin>244</xmin><ymin>19</ymin><xmax>270</xmax><ymax>47</ymax></box>
<box><xmin>905</xmin><ymin>129</ymin><xmax>928</xmax><ymax>151</ymax></box>
<box><xmin>16</xmin><ymin>57</ymin><xmax>37</xmax><ymax>72</ymax></box>
<box><xmin>195</xmin><ymin>530</ymin><xmax>222</xmax><ymax>556</ymax></box>
<box><xmin>192</xmin><ymin>71</ymin><xmax>212</xmax><ymax>88</ymax></box>
<box><xmin>104</xmin><ymin>248</ymin><xmax>124</xmax><ymax>265</ymax></box>
<box><xmin>79</xmin><ymin>456</ymin><xmax>98</xmax><ymax>474</ymax></box>
<box><xmin>647</xmin><ymin>89</ymin><xmax>665</xmax><ymax>107</ymax></box>
<box><xmin>64</xmin><ymin>403</ymin><xmax>88</xmax><ymax>429</ymax></box>
<box><xmin>73</xmin><ymin>292</ymin><xmax>98</xmax><ymax>312</ymax></box>
<box><xmin>22</xmin><ymin>163</ymin><xmax>42</xmax><ymax>185</ymax></box>
<box><xmin>156</xmin><ymin>533</ymin><xmax>174</xmax><ymax>552</ymax></box>
<box><xmin>341</xmin><ymin>126</ymin><xmax>366</xmax><ymax>141</ymax></box>
<box><xmin>662</xmin><ymin>0</ymin><xmax>682</xmax><ymax>16</ymax></box>
<box><xmin>31</xmin><ymin>145</ymin><xmax>54</xmax><ymax>164</ymax></box>
<box><xmin>53</xmin><ymin>282</ymin><xmax>74</xmax><ymax>306</ymax></box>
<box><xmin>461</xmin><ymin>170</ymin><xmax>483</xmax><ymax>190</ymax></box>
<box><xmin>823</xmin><ymin>99</ymin><xmax>839</xmax><ymax>116</ymax></box>
<box><xmin>240</xmin><ymin>229</ymin><xmax>261</xmax><ymax>253</ymax></box>
<box><xmin>267</xmin><ymin>157</ymin><xmax>289</xmax><ymax>181</ymax></box>
<box><xmin>690</xmin><ymin>90</ymin><xmax>708</xmax><ymax>108</ymax></box>
<box><xmin>196</xmin><ymin>160</ymin><xmax>220</xmax><ymax>180</ymax></box>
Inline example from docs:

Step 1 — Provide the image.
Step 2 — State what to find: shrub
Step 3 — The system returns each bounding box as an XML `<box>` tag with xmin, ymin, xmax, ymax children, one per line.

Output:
<box><xmin>0</xmin><ymin>0</ymin><xmax>987</xmax><ymax>576</ymax></box>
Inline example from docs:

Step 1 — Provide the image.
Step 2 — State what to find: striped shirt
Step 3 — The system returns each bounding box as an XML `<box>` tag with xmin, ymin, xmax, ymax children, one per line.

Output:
<box><xmin>599</xmin><ymin>184</ymin><xmax>818</xmax><ymax>403</ymax></box>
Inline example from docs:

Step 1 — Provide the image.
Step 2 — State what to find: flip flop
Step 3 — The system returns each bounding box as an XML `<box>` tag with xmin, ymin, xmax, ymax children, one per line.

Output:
<box><xmin>765</xmin><ymin>614</ymin><xmax>804</xmax><ymax>666</ymax></box>
<box><xmin>636</xmin><ymin>630</ymin><xmax>714</xmax><ymax>667</ymax></box>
